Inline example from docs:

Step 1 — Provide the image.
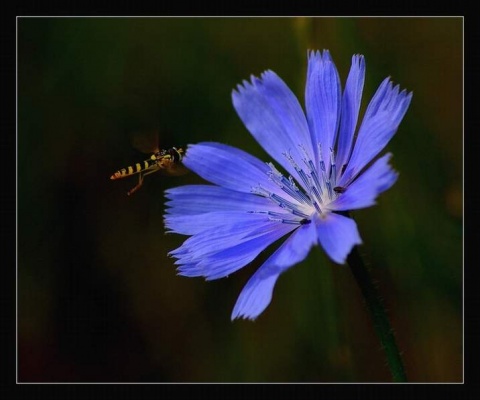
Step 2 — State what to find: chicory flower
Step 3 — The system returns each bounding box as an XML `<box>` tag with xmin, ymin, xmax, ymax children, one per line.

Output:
<box><xmin>164</xmin><ymin>50</ymin><xmax>412</xmax><ymax>320</ymax></box>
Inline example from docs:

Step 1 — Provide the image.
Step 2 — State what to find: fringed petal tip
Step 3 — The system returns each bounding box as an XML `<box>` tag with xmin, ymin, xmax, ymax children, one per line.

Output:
<box><xmin>163</xmin><ymin>225</ymin><xmax>175</xmax><ymax>235</ymax></box>
<box><xmin>230</xmin><ymin>275</ymin><xmax>276</xmax><ymax>321</ymax></box>
<box><xmin>352</xmin><ymin>54</ymin><xmax>365</xmax><ymax>67</ymax></box>
<box><xmin>231</xmin><ymin>312</ymin><xmax>258</xmax><ymax>322</ymax></box>
<box><xmin>381</xmin><ymin>76</ymin><xmax>413</xmax><ymax>101</ymax></box>
<box><xmin>307</xmin><ymin>49</ymin><xmax>332</xmax><ymax>62</ymax></box>
<box><xmin>232</xmin><ymin>79</ymin><xmax>252</xmax><ymax>96</ymax></box>
<box><xmin>233</xmin><ymin>70</ymin><xmax>278</xmax><ymax>97</ymax></box>
<box><xmin>229</xmin><ymin>223</ymin><xmax>317</xmax><ymax>321</ymax></box>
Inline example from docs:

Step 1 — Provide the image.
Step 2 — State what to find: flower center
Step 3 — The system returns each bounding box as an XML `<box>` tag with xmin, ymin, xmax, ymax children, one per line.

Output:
<box><xmin>250</xmin><ymin>143</ymin><xmax>343</xmax><ymax>225</ymax></box>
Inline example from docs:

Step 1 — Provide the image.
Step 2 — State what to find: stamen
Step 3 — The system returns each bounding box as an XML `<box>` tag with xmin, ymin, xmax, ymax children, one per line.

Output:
<box><xmin>266</xmin><ymin>169</ymin><xmax>305</xmax><ymax>204</ymax></box>
<box><xmin>307</xmin><ymin>164</ymin><xmax>323</xmax><ymax>198</ymax></box>
<box><xmin>289</xmin><ymin>208</ymin><xmax>310</xmax><ymax>219</ymax></box>
<box><xmin>270</xmin><ymin>193</ymin><xmax>302</xmax><ymax>211</ymax></box>
<box><xmin>266</xmin><ymin>162</ymin><xmax>282</xmax><ymax>178</ymax></box>
<box><xmin>266</xmin><ymin>211</ymin><xmax>286</xmax><ymax>217</ymax></box>
<box><xmin>298</xmin><ymin>143</ymin><xmax>310</xmax><ymax>159</ymax></box>
<box><xmin>296</xmin><ymin>168</ymin><xmax>311</xmax><ymax>192</ymax></box>
<box><xmin>289</xmin><ymin>176</ymin><xmax>311</xmax><ymax>204</ymax></box>
<box><xmin>268</xmin><ymin>217</ymin><xmax>284</xmax><ymax>223</ymax></box>
<box><xmin>263</xmin><ymin>143</ymin><xmax>344</xmax><ymax>220</ymax></box>
<box><xmin>268</xmin><ymin>216</ymin><xmax>307</xmax><ymax>225</ymax></box>
<box><xmin>325</xmin><ymin>180</ymin><xmax>333</xmax><ymax>200</ymax></box>
<box><xmin>311</xmin><ymin>184</ymin><xmax>323</xmax><ymax>206</ymax></box>
<box><xmin>283</xmin><ymin>151</ymin><xmax>312</xmax><ymax>190</ymax></box>
<box><xmin>282</xmin><ymin>150</ymin><xmax>299</xmax><ymax>169</ymax></box>
<box><xmin>279</xmin><ymin>177</ymin><xmax>307</xmax><ymax>203</ymax></box>
<box><xmin>251</xmin><ymin>185</ymin><xmax>270</xmax><ymax>197</ymax></box>
<box><xmin>330</xmin><ymin>147</ymin><xmax>337</xmax><ymax>188</ymax></box>
<box><xmin>317</xmin><ymin>143</ymin><xmax>326</xmax><ymax>172</ymax></box>
<box><xmin>311</xmin><ymin>200</ymin><xmax>322</xmax><ymax>214</ymax></box>
<box><xmin>267</xmin><ymin>210</ymin><xmax>309</xmax><ymax>219</ymax></box>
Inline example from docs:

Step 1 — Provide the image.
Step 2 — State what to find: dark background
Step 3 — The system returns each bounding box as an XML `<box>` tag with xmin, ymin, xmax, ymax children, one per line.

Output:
<box><xmin>18</xmin><ymin>17</ymin><xmax>462</xmax><ymax>382</ymax></box>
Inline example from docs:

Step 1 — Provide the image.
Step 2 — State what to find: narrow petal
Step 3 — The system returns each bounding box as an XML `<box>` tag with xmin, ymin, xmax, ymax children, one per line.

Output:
<box><xmin>305</xmin><ymin>50</ymin><xmax>342</xmax><ymax>166</ymax></box>
<box><xmin>328</xmin><ymin>153</ymin><xmax>398</xmax><ymax>211</ymax></box>
<box><xmin>315</xmin><ymin>213</ymin><xmax>362</xmax><ymax>264</ymax></box>
<box><xmin>165</xmin><ymin>185</ymin><xmax>282</xmax><ymax>216</ymax></box>
<box><xmin>335</xmin><ymin>54</ymin><xmax>366</xmax><ymax>172</ymax></box>
<box><xmin>182</xmin><ymin>142</ymin><xmax>287</xmax><ymax>197</ymax></box>
<box><xmin>339</xmin><ymin>78</ymin><xmax>412</xmax><ymax>186</ymax></box>
<box><xmin>170</xmin><ymin>218</ymin><xmax>280</xmax><ymax>259</ymax></box>
<box><xmin>231</xmin><ymin>220</ymin><xmax>317</xmax><ymax>320</ymax></box>
<box><xmin>177</xmin><ymin>222</ymin><xmax>296</xmax><ymax>280</ymax></box>
<box><xmin>165</xmin><ymin>211</ymin><xmax>279</xmax><ymax>236</ymax></box>
<box><xmin>232</xmin><ymin>71</ymin><xmax>313</xmax><ymax>183</ymax></box>
<box><xmin>202</xmin><ymin>225</ymin><xmax>296</xmax><ymax>280</ymax></box>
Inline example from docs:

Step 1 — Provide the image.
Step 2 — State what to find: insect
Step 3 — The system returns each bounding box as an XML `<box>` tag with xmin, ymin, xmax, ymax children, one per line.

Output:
<box><xmin>333</xmin><ymin>186</ymin><xmax>347</xmax><ymax>194</ymax></box>
<box><xmin>110</xmin><ymin>131</ymin><xmax>188</xmax><ymax>196</ymax></box>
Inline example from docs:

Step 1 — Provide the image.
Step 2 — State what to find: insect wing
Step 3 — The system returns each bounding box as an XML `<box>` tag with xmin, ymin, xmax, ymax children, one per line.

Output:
<box><xmin>131</xmin><ymin>129</ymin><xmax>160</xmax><ymax>154</ymax></box>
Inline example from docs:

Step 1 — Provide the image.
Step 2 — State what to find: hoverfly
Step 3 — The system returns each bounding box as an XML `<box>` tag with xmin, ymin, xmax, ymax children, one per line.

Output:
<box><xmin>110</xmin><ymin>130</ymin><xmax>188</xmax><ymax>196</ymax></box>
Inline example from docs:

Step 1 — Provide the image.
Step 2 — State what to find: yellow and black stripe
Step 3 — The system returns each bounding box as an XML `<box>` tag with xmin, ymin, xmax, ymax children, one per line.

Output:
<box><xmin>110</xmin><ymin>155</ymin><xmax>157</xmax><ymax>180</ymax></box>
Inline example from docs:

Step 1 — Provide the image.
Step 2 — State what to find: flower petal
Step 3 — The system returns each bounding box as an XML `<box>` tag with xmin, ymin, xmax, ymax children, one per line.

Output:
<box><xmin>339</xmin><ymin>78</ymin><xmax>412</xmax><ymax>186</ymax></box>
<box><xmin>170</xmin><ymin>218</ymin><xmax>280</xmax><ymax>259</ymax></box>
<box><xmin>231</xmin><ymin>220</ymin><xmax>317</xmax><ymax>320</ymax></box>
<box><xmin>182</xmin><ymin>142</ymin><xmax>284</xmax><ymax>195</ymax></box>
<box><xmin>328</xmin><ymin>153</ymin><xmax>398</xmax><ymax>211</ymax></box>
<box><xmin>176</xmin><ymin>222</ymin><xmax>296</xmax><ymax>280</ymax></box>
<box><xmin>165</xmin><ymin>210</ymin><xmax>278</xmax><ymax>236</ymax></box>
<box><xmin>305</xmin><ymin>50</ymin><xmax>342</xmax><ymax>166</ymax></box>
<box><xmin>335</xmin><ymin>54</ymin><xmax>366</xmax><ymax>173</ymax></box>
<box><xmin>165</xmin><ymin>185</ymin><xmax>282</xmax><ymax>216</ymax></box>
<box><xmin>315</xmin><ymin>213</ymin><xmax>362</xmax><ymax>264</ymax></box>
<box><xmin>232</xmin><ymin>70</ymin><xmax>312</xmax><ymax>184</ymax></box>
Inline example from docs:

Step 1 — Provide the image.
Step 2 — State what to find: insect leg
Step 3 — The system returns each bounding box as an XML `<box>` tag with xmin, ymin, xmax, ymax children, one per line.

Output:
<box><xmin>127</xmin><ymin>169</ymin><xmax>158</xmax><ymax>196</ymax></box>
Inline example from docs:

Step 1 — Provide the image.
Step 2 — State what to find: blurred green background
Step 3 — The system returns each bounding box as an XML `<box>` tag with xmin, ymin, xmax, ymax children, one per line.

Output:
<box><xmin>18</xmin><ymin>17</ymin><xmax>462</xmax><ymax>382</ymax></box>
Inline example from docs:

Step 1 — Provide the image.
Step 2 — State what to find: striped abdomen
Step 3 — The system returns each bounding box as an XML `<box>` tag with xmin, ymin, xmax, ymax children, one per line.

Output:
<box><xmin>110</xmin><ymin>155</ymin><xmax>157</xmax><ymax>180</ymax></box>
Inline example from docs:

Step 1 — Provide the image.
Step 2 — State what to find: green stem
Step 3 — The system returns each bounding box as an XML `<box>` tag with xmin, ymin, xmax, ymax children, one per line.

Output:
<box><xmin>347</xmin><ymin>245</ymin><xmax>407</xmax><ymax>382</ymax></box>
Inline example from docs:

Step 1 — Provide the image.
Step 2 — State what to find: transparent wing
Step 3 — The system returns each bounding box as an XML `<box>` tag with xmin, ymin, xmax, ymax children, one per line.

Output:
<box><xmin>131</xmin><ymin>129</ymin><xmax>160</xmax><ymax>154</ymax></box>
<box><xmin>158</xmin><ymin>163</ymin><xmax>190</xmax><ymax>176</ymax></box>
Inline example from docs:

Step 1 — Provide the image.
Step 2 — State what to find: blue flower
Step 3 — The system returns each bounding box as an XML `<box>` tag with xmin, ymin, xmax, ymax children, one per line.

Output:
<box><xmin>164</xmin><ymin>50</ymin><xmax>412</xmax><ymax>320</ymax></box>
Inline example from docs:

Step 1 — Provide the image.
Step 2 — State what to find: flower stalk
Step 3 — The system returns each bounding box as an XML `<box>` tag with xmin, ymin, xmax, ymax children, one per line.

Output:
<box><xmin>346</xmin><ymin>242</ymin><xmax>407</xmax><ymax>382</ymax></box>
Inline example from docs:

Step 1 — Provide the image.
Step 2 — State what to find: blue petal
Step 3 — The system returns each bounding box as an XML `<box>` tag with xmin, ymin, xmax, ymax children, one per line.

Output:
<box><xmin>315</xmin><ymin>213</ymin><xmax>362</xmax><ymax>264</ymax></box>
<box><xmin>335</xmin><ymin>54</ymin><xmax>366</xmax><ymax>173</ymax></box>
<box><xmin>165</xmin><ymin>210</ymin><xmax>279</xmax><ymax>236</ymax></box>
<box><xmin>182</xmin><ymin>143</ymin><xmax>287</xmax><ymax>197</ymax></box>
<box><xmin>305</xmin><ymin>50</ymin><xmax>342</xmax><ymax>166</ymax></box>
<box><xmin>232</xmin><ymin>71</ymin><xmax>313</xmax><ymax>184</ymax></box>
<box><xmin>165</xmin><ymin>185</ymin><xmax>282</xmax><ymax>216</ymax></box>
<box><xmin>231</xmin><ymin>220</ymin><xmax>317</xmax><ymax>320</ymax></box>
<box><xmin>176</xmin><ymin>222</ymin><xmax>296</xmax><ymax>280</ymax></box>
<box><xmin>328</xmin><ymin>153</ymin><xmax>398</xmax><ymax>211</ymax></box>
<box><xmin>170</xmin><ymin>218</ymin><xmax>280</xmax><ymax>259</ymax></box>
<box><xmin>339</xmin><ymin>78</ymin><xmax>412</xmax><ymax>186</ymax></box>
